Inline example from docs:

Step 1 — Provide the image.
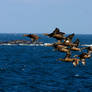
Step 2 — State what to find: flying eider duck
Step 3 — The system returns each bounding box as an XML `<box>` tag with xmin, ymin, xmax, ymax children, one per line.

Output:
<box><xmin>43</xmin><ymin>28</ymin><xmax>66</xmax><ymax>43</ymax></box>
<box><xmin>57</xmin><ymin>52</ymin><xmax>80</xmax><ymax>67</ymax></box>
<box><xmin>81</xmin><ymin>46</ymin><xmax>92</xmax><ymax>54</ymax></box>
<box><xmin>53</xmin><ymin>43</ymin><xmax>70</xmax><ymax>53</ymax></box>
<box><xmin>63</xmin><ymin>33</ymin><xmax>75</xmax><ymax>46</ymax></box>
<box><xmin>53</xmin><ymin>43</ymin><xmax>67</xmax><ymax>49</ymax></box>
<box><xmin>74</xmin><ymin>52</ymin><xmax>91</xmax><ymax>65</ymax></box>
<box><xmin>70</xmin><ymin>39</ymin><xmax>81</xmax><ymax>51</ymax></box>
<box><xmin>23</xmin><ymin>33</ymin><xmax>39</xmax><ymax>43</ymax></box>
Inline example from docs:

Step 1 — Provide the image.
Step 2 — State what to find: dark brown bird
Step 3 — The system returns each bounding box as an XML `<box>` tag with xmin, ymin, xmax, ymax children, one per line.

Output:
<box><xmin>81</xmin><ymin>46</ymin><xmax>92</xmax><ymax>53</ymax></box>
<box><xmin>57</xmin><ymin>52</ymin><xmax>80</xmax><ymax>67</ymax></box>
<box><xmin>74</xmin><ymin>52</ymin><xmax>91</xmax><ymax>65</ymax></box>
<box><xmin>53</xmin><ymin>43</ymin><xmax>67</xmax><ymax>48</ymax></box>
<box><xmin>63</xmin><ymin>33</ymin><xmax>75</xmax><ymax>46</ymax></box>
<box><xmin>43</xmin><ymin>28</ymin><xmax>65</xmax><ymax>43</ymax></box>
<box><xmin>70</xmin><ymin>39</ymin><xmax>81</xmax><ymax>51</ymax></box>
<box><xmin>23</xmin><ymin>33</ymin><xmax>39</xmax><ymax>43</ymax></box>
<box><xmin>53</xmin><ymin>43</ymin><xmax>69</xmax><ymax>53</ymax></box>
<box><xmin>66</xmin><ymin>33</ymin><xmax>75</xmax><ymax>41</ymax></box>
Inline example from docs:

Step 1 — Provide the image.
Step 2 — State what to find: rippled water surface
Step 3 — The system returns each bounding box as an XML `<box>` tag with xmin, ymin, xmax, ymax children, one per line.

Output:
<box><xmin>0</xmin><ymin>34</ymin><xmax>92</xmax><ymax>92</ymax></box>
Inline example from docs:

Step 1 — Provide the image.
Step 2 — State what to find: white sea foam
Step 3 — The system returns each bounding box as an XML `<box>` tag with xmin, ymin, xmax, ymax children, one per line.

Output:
<box><xmin>0</xmin><ymin>43</ymin><xmax>53</xmax><ymax>46</ymax></box>
<box><xmin>81</xmin><ymin>44</ymin><xmax>92</xmax><ymax>46</ymax></box>
<box><xmin>1</xmin><ymin>43</ymin><xmax>92</xmax><ymax>47</ymax></box>
<box><xmin>74</xmin><ymin>74</ymin><xmax>80</xmax><ymax>77</ymax></box>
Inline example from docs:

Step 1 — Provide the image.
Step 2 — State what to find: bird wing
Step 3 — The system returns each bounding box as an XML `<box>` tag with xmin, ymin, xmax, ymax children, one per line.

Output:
<box><xmin>73</xmin><ymin>39</ymin><xmax>80</xmax><ymax>47</ymax></box>
<box><xmin>66</xmin><ymin>33</ymin><xmax>75</xmax><ymax>41</ymax></box>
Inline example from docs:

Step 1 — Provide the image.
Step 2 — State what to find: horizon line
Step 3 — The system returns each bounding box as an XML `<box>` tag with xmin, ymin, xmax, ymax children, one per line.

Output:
<box><xmin>0</xmin><ymin>33</ymin><xmax>92</xmax><ymax>35</ymax></box>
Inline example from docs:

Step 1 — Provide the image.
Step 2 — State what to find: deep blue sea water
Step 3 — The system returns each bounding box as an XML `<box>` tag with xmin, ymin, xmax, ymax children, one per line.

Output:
<box><xmin>0</xmin><ymin>34</ymin><xmax>92</xmax><ymax>92</ymax></box>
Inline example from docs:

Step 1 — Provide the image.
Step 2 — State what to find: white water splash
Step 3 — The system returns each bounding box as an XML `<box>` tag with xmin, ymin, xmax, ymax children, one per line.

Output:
<box><xmin>81</xmin><ymin>44</ymin><xmax>92</xmax><ymax>46</ymax></box>
<box><xmin>1</xmin><ymin>43</ymin><xmax>92</xmax><ymax>47</ymax></box>
<box><xmin>74</xmin><ymin>74</ymin><xmax>80</xmax><ymax>77</ymax></box>
<box><xmin>0</xmin><ymin>43</ymin><xmax>53</xmax><ymax>46</ymax></box>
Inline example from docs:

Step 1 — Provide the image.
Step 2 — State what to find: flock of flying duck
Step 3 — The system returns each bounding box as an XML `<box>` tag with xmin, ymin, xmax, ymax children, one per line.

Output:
<box><xmin>23</xmin><ymin>28</ymin><xmax>92</xmax><ymax>67</ymax></box>
<box><xmin>1</xmin><ymin>28</ymin><xmax>92</xmax><ymax>67</ymax></box>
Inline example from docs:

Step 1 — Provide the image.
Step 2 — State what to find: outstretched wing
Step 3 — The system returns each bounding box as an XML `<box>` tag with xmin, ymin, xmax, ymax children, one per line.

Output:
<box><xmin>53</xmin><ymin>28</ymin><xmax>65</xmax><ymax>35</ymax></box>
<box><xmin>66</xmin><ymin>33</ymin><xmax>75</xmax><ymax>41</ymax></box>
<box><xmin>73</xmin><ymin>39</ymin><xmax>80</xmax><ymax>47</ymax></box>
<box><xmin>53</xmin><ymin>28</ymin><xmax>60</xmax><ymax>34</ymax></box>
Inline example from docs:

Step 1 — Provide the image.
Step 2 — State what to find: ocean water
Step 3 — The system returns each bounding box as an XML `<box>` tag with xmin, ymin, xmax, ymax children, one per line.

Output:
<box><xmin>0</xmin><ymin>34</ymin><xmax>92</xmax><ymax>92</ymax></box>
